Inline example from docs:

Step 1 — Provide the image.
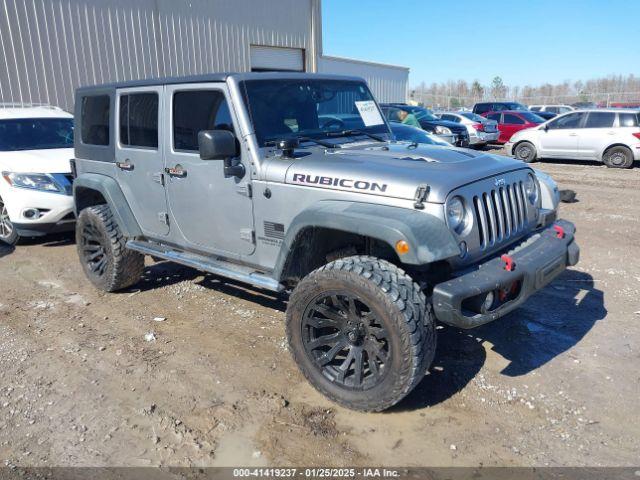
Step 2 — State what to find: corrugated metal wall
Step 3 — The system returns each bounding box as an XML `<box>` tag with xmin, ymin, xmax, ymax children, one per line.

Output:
<box><xmin>318</xmin><ymin>55</ymin><xmax>408</xmax><ymax>103</ymax></box>
<box><xmin>0</xmin><ymin>0</ymin><xmax>315</xmax><ymax>111</ymax></box>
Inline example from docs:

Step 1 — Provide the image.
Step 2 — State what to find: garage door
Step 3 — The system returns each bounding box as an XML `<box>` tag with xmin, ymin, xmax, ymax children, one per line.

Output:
<box><xmin>250</xmin><ymin>45</ymin><xmax>305</xmax><ymax>72</ymax></box>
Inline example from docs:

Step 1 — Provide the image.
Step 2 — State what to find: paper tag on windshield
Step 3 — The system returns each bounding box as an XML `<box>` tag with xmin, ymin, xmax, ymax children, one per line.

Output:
<box><xmin>355</xmin><ymin>100</ymin><xmax>384</xmax><ymax>127</ymax></box>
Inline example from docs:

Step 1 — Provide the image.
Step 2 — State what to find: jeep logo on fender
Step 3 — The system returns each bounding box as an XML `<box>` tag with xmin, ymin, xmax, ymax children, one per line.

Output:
<box><xmin>292</xmin><ymin>173</ymin><xmax>388</xmax><ymax>193</ymax></box>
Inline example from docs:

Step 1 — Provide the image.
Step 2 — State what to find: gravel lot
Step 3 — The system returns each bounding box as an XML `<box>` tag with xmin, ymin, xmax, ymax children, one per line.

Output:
<box><xmin>0</xmin><ymin>153</ymin><xmax>639</xmax><ymax>468</ymax></box>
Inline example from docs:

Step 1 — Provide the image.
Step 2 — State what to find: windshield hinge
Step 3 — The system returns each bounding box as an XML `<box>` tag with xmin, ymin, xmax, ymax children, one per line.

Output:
<box><xmin>414</xmin><ymin>184</ymin><xmax>430</xmax><ymax>210</ymax></box>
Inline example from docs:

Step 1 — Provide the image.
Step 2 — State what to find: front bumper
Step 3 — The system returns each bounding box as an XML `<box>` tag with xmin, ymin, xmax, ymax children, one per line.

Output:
<box><xmin>2</xmin><ymin>186</ymin><xmax>75</xmax><ymax>237</ymax></box>
<box><xmin>432</xmin><ymin>219</ymin><xmax>579</xmax><ymax>329</ymax></box>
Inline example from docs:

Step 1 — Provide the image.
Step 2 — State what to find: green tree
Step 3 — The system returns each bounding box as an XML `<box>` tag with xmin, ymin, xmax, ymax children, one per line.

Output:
<box><xmin>491</xmin><ymin>76</ymin><xmax>507</xmax><ymax>99</ymax></box>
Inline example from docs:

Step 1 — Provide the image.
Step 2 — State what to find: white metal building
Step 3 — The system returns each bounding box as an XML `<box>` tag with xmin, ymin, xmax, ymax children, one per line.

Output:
<box><xmin>0</xmin><ymin>0</ymin><xmax>408</xmax><ymax>112</ymax></box>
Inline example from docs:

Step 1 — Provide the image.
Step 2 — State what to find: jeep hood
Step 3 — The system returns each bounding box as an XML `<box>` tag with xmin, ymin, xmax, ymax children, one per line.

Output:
<box><xmin>283</xmin><ymin>142</ymin><xmax>529</xmax><ymax>203</ymax></box>
<box><xmin>0</xmin><ymin>148</ymin><xmax>74</xmax><ymax>174</ymax></box>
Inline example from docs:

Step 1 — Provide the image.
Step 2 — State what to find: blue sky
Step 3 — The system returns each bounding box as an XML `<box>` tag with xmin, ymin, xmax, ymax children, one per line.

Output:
<box><xmin>321</xmin><ymin>0</ymin><xmax>640</xmax><ymax>88</ymax></box>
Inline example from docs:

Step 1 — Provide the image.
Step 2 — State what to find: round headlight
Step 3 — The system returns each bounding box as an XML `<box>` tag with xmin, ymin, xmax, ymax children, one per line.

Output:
<box><xmin>446</xmin><ymin>196</ymin><xmax>466</xmax><ymax>233</ymax></box>
<box><xmin>524</xmin><ymin>173</ymin><xmax>539</xmax><ymax>204</ymax></box>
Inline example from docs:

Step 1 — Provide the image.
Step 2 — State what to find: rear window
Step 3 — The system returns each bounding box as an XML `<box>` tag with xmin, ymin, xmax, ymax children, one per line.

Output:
<box><xmin>519</xmin><ymin>112</ymin><xmax>544</xmax><ymax>123</ymax></box>
<box><xmin>619</xmin><ymin>112</ymin><xmax>639</xmax><ymax>127</ymax></box>
<box><xmin>460</xmin><ymin>112</ymin><xmax>486</xmax><ymax>122</ymax></box>
<box><xmin>119</xmin><ymin>93</ymin><xmax>159</xmax><ymax>148</ymax></box>
<box><xmin>81</xmin><ymin>95</ymin><xmax>110</xmax><ymax>145</ymax></box>
<box><xmin>474</xmin><ymin>103</ymin><xmax>491</xmax><ymax>114</ymax></box>
<box><xmin>585</xmin><ymin>112</ymin><xmax>615</xmax><ymax>128</ymax></box>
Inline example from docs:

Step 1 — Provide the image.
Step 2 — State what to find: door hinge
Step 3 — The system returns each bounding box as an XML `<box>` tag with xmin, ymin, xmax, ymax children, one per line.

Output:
<box><xmin>158</xmin><ymin>212</ymin><xmax>169</xmax><ymax>225</ymax></box>
<box><xmin>236</xmin><ymin>183</ymin><xmax>252</xmax><ymax>198</ymax></box>
<box><xmin>153</xmin><ymin>172</ymin><xmax>165</xmax><ymax>186</ymax></box>
<box><xmin>240</xmin><ymin>228</ymin><xmax>255</xmax><ymax>244</ymax></box>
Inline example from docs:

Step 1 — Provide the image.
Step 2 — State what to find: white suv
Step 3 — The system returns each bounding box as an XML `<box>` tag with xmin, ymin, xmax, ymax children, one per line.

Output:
<box><xmin>529</xmin><ymin>105</ymin><xmax>574</xmax><ymax>114</ymax></box>
<box><xmin>506</xmin><ymin>109</ymin><xmax>640</xmax><ymax>168</ymax></box>
<box><xmin>0</xmin><ymin>105</ymin><xmax>75</xmax><ymax>244</ymax></box>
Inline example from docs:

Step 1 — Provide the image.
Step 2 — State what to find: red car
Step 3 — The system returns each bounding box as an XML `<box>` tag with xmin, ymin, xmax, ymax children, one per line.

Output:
<box><xmin>482</xmin><ymin>110</ymin><xmax>545</xmax><ymax>143</ymax></box>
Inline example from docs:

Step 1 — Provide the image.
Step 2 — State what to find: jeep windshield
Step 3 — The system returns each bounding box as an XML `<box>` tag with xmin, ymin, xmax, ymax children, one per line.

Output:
<box><xmin>0</xmin><ymin>118</ymin><xmax>74</xmax><ymax>151</ymax></box>
<box><xmin>241</xmin><ymin>79</ymin><xmax>390</xmax><ymax>147</ymax></box>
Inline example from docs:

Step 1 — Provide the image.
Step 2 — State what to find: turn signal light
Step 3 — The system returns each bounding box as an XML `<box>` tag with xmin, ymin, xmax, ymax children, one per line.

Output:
<box><xmin>632</xmin><ymin>132</ymin><xmax>640</xmax><ymax>140</ymax></box>
<box><xmin>395</xmin><ymin>240</ymin><xmax>410</xmax><ymax>255</ymax></box>
<box><xmin>473</xmin><ymin>123</ymin><xmax>485</xmax><ymax>132</ymax></box>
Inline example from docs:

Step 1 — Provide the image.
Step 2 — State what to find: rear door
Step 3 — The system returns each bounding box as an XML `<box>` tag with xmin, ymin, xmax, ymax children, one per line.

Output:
<box><xmin>163</xmin><ymin>83</ymin><xmax>255</xmax><ymax>256</ymax></box>
<box><xmin>501</xmin><ymin>113</ymin><xmax>525</xmax><ymax>142</ymax></box>
<box><xmin>577</xmin><ymin>111</ymin><xmax>616</xmax><ymax>159</ymax></box>
<box><xmin>115</xmin><ymin>86</ymin><xmax>169</xmax><ymax>237</ymax></box>
<box><xmin>538</xmin><ymin>112</ymin><xmax>586</xmax><ymax>158</ymax></box>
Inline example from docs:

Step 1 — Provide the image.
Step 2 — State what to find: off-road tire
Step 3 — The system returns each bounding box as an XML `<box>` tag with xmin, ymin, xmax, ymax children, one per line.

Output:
<box><xmin>0</xmin><ymin>196</ymin><xmax>19</xmax><ymax>246</ymax></box>
<box><xmin>602</xmin><ymin>146</ymin><xmax>634</xmax><ymax>169</ymax></box>
<box><xmin>76</xmin><ymin>204</ymin><xmax>144</xmax><ymax>292</ymax></box>
<box><xmin>514</xmin><ymin>141</ymin><xmax>537</xmax><ymax>163</ymax></box>
<box><xmin>286</xmin><ymin>255</ymin><xmax>436</xmax><ymax>412</ymax></box>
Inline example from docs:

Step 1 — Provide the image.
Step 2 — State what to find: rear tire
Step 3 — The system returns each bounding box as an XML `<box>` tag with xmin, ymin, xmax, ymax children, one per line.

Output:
<box><xmin>0</xmin><ymin>196</ymin><xmax>19</xmax><ymax>246</ymax></box>
<box><xmin>286</xmin><ymin>256</ymin><xmax>435</xmax><ymax>412</ymax></box>
<box><xmin>514</xmin><ymin>141</ymin><xmax>537</xmax><ymax>163</ymax></box>
<box><xmin>76</xmin><ymin>204</ymin><xmax>144</xmax><ymax>292</ymax></box>
<box><xmin>603</xmin><ymin>146</ymin><xmax>633</xmax><ymax>169</ymax></box>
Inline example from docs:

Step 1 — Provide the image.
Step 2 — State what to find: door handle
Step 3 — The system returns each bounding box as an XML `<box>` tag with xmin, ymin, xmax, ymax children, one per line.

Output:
<box><xmin>165</xmin><ymin>166</ymin><xmax>187</xmax><ymax>178</ymax></box>
<box><xmin>116</xmin><ymin>160</ymin><xmax>134</xmax><ymax>171</ymax></box>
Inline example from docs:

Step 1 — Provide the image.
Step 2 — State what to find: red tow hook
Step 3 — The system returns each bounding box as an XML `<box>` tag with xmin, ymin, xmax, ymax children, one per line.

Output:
<box><xmin>553</xmin><ymin>224</ymin><xmax>566</xmax><ymax>239</ymax></box>
<box><xmin>501</xmin><ymin>254</ymin><xmax>516</xmax><ymax>272</ymax></box>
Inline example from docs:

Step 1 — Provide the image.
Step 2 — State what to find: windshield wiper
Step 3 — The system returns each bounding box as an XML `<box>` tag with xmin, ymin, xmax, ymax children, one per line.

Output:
<box><xmin>265</xmin><ymin>136</ymin><xmax>339</xmax><ymax>149</ymax></box>
<box><xmin>325</xmin><ymin>129</ymin><xmax>386</xmax><ymax>142</ymax></box>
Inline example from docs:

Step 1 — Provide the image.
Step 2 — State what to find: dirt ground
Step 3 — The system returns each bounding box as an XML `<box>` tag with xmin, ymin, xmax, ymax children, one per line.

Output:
<box><xmin>1</xmin><ymin>153</ymin><xmax>639</xmax><ymax>468</ymax></box>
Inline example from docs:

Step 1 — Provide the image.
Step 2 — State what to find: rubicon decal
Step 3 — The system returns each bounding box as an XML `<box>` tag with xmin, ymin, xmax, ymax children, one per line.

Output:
<box><xmin>292</xmin><ymin>173</ymin><xmax>388</xmax><ymax>192</ymax></box>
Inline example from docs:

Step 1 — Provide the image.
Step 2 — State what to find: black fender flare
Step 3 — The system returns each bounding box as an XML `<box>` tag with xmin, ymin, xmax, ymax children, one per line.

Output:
<box><xmin>273</xmin><ymin>200</ymin><xmax>460</xmax><ymax>281</ymax></box>
<box><xmin>73</xmin><ymin>173</ymin><xmax>142</xmax><ymax>238</ymax></box>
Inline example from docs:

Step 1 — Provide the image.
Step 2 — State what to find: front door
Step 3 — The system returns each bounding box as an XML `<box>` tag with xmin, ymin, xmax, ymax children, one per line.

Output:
<box><xmin>538</xmin><ymin>112</ymin><xmax>586</xmax><ymax>158</ymax></box>
<box><xmin>163</xmin><ymin>83</ymin><xmax>255</xmax><ymax>257</ymax></box>
<box><xmin>115</xmin><ymin>86</ymin><xmax>169</xmax><ymax>237</ymax></box>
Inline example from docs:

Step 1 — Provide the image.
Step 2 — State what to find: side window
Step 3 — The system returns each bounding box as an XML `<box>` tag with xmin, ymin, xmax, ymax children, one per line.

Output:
<box><xmin>530</xmin><ymin>106</ymin><xmax>541</xmax><ymax>111</ymax></box>
<box><xmin>619</xmin><ymin>113</ymin><xmax>639</xmax><ymax>127</ymax></box>
<box><xmin>547</xmin><ymin>106</ymin><xmax>559</xmax><ymax>114</ymax></box>
<box><xmin>548</xmin><ymin>112</ymin><xmax>585</xmax><ymax>129</ymax></box>
<box><xmin>441</xmin><ymin>114</ymin><xmax>455</xmax><ymax>122</ymax></box>
<box><xmin>487</xmin><ymin>113</ymin><xmax>501</xmax><ymax>122</ymax></box>
<box><xmin>173</xmin><ymin>90</ymin><xmax>235</xmax><ymax>151</ymax></box>
<box><xmin>503</xmin><ymin>114</ymin><xmax>524</xmax><ymax>125</ymax></box>
<box><xmin>584</xmin><ymin>112</ymin><xmax>615</xmax><ymax>128</ymax></box>
<box><xmin>81</xmin><ymin>95</ymin><xmax>110</xmax><ymax>145</ymax></box>
<box><xmin>493</xmin><ymin>103</ymin><xmax>506</xmax><ymax>111</ymax></box>
<box><xmin>558</xmin><ymin>106</ymin><xmax>572</xmax><ymax>113</ymax></box>
<box><xmin>119</xmin><ymin>93</ymin><xmax>158</xmax><ymax>148</ymax></box>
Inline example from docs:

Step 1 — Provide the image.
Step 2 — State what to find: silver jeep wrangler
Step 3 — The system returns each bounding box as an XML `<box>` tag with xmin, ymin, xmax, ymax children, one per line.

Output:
<box><xmin>72</xmin><ymin>73</ymin><xmax>579</xmax><ymax>411</ymax></box>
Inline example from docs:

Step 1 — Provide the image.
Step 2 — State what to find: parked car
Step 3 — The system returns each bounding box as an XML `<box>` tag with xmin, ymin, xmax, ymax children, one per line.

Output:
<box><xmin>482</xmin><ymin>110</ymin><xmax>545</xmax><ymax>143</ymax></box>
<box><xmin>0</xmin><ymin>105</ymin><xmax>75</xmax><ymax>245</ymax></box>
<box><xmin>380</xmin><ymin>103</ymin><xmax>470</xmax><ymax>146</ymax></box>
<box><xmin>437</xmin><ymin>111</ymin><xmax>499</xmax><ymax>146</ymax></box>
<box><xmin>389</xmin><ymin>123</ymin><xmax>451</xmax><ymax>146</ymax></box>
<box><xmin>531</xmin><ymin>111</ymin><xmax>557</xmax><ymax>121</ymax></box>
<box><xmin>72</xmin><ymin>72</ymin><xmax>578</xmax><ymax>412</ymax></box>
<box><xmin>506</xmin><ymin>109</ymin><xmax>640</xmax><ymax>168</ymax></box>
<box><xmin>472</xmin><ymin>101</ymin><xmax>528</xmax><ymax>115</ymax></box>
<box><xmin>571</xmin><ymin>101</ymin><xmax>596</xmax><ymax>109</ymax></box>
<box><xmin>529</xmin><ymin>105</ymin><xmax>574</xmax><ymax>114</ymax></box>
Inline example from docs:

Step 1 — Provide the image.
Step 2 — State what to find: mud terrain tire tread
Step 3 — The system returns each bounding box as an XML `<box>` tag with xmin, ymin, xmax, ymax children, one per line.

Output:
<box><xmin>286</xmin><ymin>255</ymin><xmax>435</xmax><ymax>412</ymax></box>
<box><xmin>76</xmin><ymin>204</ymin><xmax>144</xmax><ymax>292</ymax></box>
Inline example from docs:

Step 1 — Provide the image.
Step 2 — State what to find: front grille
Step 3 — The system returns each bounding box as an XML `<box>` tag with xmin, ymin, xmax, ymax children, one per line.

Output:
<box><xmin>472</xmin><ymin>181</ymin><xmax>528</xmax><ymax>250</ymax></box>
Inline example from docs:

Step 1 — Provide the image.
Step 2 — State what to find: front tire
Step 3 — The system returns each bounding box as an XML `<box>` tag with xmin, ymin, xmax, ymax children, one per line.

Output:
<box><xmin>514</xmin><ymin>141</ymin><xmax>537</xmax><ymax>163</ymax></box>
<box><xmin>76</xmin><ymin>204</ymin><xmax>144</xmax><ymax>292</ymax></box>
<box><xmin>286</xmin><ymin>256</ymin><xmax>435</xmax><ymax>412</ymax></box>
<box><xmin>603</xmin><ymin>146</ymin><xmax>633</xmax><ymax>169</ymax></box>
<box><xmin>0</xmin><ymin>196</ymin><xmax>19</xmax><ymax>246</ymax></box>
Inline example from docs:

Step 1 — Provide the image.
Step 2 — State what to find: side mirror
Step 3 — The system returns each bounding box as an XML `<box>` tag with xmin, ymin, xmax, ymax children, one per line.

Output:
<box><xmin>198</xmin><ymin>130</ymin><xmax>245</xmax><ymax>178</ymax></box>
<box><xmin>198</xmin><ymin>130</ymin><xmax>238</xmax><ymax>160</ymax></box>
<box><xmin>543</xmin><ymin>124</ymin><xmax>550</xmax><ymax>132</ymax></box>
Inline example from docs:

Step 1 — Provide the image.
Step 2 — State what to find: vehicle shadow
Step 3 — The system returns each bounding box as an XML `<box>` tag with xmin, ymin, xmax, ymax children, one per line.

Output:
<box><xmin>129</xmin><ymin>259</ymin><xmax>288</xmax><ymax>311</ymax></box>
<box><xmin>395</xmin><ymin>269</ymin><xmax>605</xmax><ymax>411</ymax></box>
<box><xmin>0</xmin><ymin>240</ymin><xmax>15</xmax><ymax>258</ymax></box>
<box><xmin>20</xmin><ymin>231</ymin><xmax>75</xmax><ymax>248</ymax></box>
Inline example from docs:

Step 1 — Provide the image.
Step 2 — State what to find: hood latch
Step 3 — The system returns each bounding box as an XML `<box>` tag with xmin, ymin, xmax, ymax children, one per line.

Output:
<box><xmin>414</xmin><ymin>184</ymin><xmax>430</xmax><ymax>210</ymax></box>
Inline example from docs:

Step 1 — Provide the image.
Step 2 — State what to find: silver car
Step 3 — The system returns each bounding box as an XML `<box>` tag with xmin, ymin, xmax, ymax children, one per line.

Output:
<box><xmin>438</xmin><ymin>111</ymin><xmax>500</xmax><ymax>146</ymax></box>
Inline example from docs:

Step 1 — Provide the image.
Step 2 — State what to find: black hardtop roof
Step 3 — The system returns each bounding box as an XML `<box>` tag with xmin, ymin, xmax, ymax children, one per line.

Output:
<box><xmin>76</xmin><ymin>71</ymin><xmax>366</xmax><ymax>93</ymax></box>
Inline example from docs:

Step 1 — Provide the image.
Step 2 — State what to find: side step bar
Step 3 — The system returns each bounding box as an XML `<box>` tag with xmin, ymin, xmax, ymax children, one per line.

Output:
<box><xmin>126</xmin><ymin>240</ymin><xmax>284</xmax><ymax>293</ymax></box>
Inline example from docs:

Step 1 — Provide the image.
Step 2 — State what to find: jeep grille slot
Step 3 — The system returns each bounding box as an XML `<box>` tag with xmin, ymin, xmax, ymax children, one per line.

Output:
<box><xmin>473</xmin><ymin>181</ymin><xmax>528</xmax><ymax>250</ymax></box>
